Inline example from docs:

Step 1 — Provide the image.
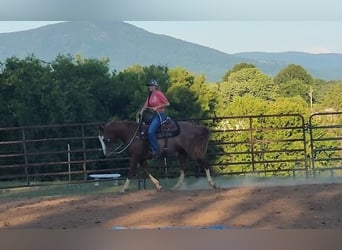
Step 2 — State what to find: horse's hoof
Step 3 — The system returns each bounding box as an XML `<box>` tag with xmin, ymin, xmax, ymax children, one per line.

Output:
<box><xmin>156</xmin><ymin>186</ymin><xmax>163</xmax><ymax>192</ymax></box>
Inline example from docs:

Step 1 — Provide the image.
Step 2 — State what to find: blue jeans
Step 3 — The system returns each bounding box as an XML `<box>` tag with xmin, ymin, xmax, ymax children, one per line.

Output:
<box><xmin>148</xmin><ymin>112</ymin><xmax>167</xmax><ymax>153</ymax></box>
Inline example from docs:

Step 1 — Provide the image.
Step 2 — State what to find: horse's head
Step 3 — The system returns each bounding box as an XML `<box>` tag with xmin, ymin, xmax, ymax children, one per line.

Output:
<box><xmin>98</xmin><ymin>124</ymin><xmax>116</xmax><ymax>157</ymax></box>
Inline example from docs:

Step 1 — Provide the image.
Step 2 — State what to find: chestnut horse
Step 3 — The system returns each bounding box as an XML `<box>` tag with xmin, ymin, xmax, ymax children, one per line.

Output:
<box><xmin>98</xmin><ymin>119</ymin><xmax>217</xmax><ymax>193</ymax></box>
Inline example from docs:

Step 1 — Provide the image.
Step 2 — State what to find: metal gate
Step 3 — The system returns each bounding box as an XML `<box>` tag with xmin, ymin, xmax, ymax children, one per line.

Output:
<box><xmin>202</xmin><ymin>114</ymin><xmax>309</xmax><ymax>177</ymax></box>
<box><xmin>309</xmin><ymin>111</ymin><xmax>342</xmax><ymax>177</ymax></box>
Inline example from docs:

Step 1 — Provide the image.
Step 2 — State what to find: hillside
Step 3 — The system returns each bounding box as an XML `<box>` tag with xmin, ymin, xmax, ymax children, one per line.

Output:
<box><xmin>235</xmin><ymin>51</ymin><xmax>342</xmax><ymax>80</ymax></box>
<box><xmin>1</xmin><ymin>21</ymin><xmax>342</xmax><ymax>81</ymax></box>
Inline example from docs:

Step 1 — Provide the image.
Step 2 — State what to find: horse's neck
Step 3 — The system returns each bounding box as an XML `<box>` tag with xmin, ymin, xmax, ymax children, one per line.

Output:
<box><xmin>113</xmin><ymin>121</ymin><xmax>138</xmax><ymax>143</ymax></box>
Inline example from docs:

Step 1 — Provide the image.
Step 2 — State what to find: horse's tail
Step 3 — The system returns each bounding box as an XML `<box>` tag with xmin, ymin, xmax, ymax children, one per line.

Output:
<box><xmin>191</xmin><ymin>125</ymin><xmax>211</xmax><ymax>159</ymax></box>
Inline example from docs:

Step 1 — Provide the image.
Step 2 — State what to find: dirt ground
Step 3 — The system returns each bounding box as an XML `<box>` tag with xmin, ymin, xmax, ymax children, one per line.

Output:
<box><xmin>1</xmin><ymin>182</ymin><xmax>342</xmax><ymax>229</ymax></box>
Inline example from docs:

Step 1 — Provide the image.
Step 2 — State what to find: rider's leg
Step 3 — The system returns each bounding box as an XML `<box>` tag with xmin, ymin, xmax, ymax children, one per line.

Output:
<box><xmin>147</xmin><ymin>115</ymin><xmax>161</xmax><ymax>155</ymax></box>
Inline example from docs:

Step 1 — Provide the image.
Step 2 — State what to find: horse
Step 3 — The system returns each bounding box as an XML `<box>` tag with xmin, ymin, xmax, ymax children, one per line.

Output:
<box><xmin>98</xmin><ymin>118</ymin><xmax>217</xmax><ymax>193</ymax></box>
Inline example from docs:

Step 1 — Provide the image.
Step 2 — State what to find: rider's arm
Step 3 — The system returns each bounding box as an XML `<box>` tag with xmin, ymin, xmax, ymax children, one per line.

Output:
<box><xmin>150</xmin><ymin>101</ymin><xmax>169</xmax><ymax>111</ymax></box>
<box><xmin>139</xmin><ymin>99</ymin><xmax>148</xmax><ymax>114</ymax></box>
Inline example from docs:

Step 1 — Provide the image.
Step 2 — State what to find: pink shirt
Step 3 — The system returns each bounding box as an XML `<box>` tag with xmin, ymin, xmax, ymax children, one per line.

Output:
<box><xmin>144</xmin><ymin>90</ymin><xmax>169</xmax><ymax>112</ymax></box>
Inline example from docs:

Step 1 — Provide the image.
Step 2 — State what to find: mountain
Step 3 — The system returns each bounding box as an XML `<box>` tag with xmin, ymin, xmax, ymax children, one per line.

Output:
<box><xmin>235</xmin><ymin>52</ymin><xmax>342</xmax><ymax>81</ymax></box>
<box><xmin>0</xmin><ymin>21</ymin><xmax>342</xmax><ymax>82</ymax></box>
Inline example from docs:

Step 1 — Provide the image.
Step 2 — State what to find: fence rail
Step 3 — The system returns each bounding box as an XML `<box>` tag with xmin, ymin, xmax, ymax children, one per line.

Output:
<box><xmin>1</xmin><ymin>112</ymin><xmax>341</xmax><ymax>188</ymax></box>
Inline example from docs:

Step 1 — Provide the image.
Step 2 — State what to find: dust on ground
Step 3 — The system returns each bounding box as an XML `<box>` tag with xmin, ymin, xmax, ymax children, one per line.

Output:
<box><xmin>1</xmin><ymin>178</ymin><xmax>341</xmax><ymax>229</ymax></box>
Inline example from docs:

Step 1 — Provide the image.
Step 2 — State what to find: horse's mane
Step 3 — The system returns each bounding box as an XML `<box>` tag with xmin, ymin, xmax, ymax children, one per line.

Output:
<box><xmin>103</xmin><ymin>120</ymin><xmax>140</xmax><ymax>132</ymax></box>
<box><xmin>106</xmin><ymin>119</ymin><xmax>136</xmax><ymax>125</ymax></box>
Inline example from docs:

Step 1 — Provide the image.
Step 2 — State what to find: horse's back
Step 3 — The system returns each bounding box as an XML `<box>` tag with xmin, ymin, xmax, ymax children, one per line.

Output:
<box><xmin>174</xmin><ymin>121</ymin><xmax>210</xmax><ymax>159</ymax></box>
<box><xmin>178</xmin><ymin>121</ymin><xmax>210</xmax><ymax>138</ymax></box>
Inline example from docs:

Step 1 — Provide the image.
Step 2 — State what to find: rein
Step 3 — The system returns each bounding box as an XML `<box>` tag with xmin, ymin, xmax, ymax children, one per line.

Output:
<box><xmin>109</xmin><ymin>121</ymin><xmax>142</xmax><ymax>155</ymax></box>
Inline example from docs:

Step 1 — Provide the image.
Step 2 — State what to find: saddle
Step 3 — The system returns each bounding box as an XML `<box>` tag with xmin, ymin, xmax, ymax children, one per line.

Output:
<box><xmin>139</xmin><ymin>118</ymin><xmax>180</xmax><ymax>140</ymax></box>
<box><xmin>157</xmin><ymin>118</ymin><xmax>181</xmax><ymax>139</ymax></box>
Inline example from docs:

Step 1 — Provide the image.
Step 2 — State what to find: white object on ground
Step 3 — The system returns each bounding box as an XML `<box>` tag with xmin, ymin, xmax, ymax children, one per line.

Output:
<box><xmin>89</xmin><ymin>174</ymin><xmax>121</xmax><ymax>186</ymax></box>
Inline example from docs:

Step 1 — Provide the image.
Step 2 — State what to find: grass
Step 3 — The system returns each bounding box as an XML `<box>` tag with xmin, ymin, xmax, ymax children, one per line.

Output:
<box><xmin>0</xmin><ymin>180</ymin><xmax>126</xmax><ymax>201</ymax></box>
<box><xmin>0</xmin><ymin>175</ymin><xmax>203</xmax><ymax>201</ymax></box>
<box><xmin>0</xmin><ymin>176</ymin><xmax>184</xmax><ymax>201</ymax></box>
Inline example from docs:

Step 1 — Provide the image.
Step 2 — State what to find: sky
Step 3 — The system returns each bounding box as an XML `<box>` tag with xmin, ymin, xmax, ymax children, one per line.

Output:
<box><xmin>127</xmin><ymin>21</ymin><xmax>342</xmax><ymax>54</ymax></box>
<box><xmin>0</xmin><ymin>0</ymin><xmax>341</xmax><ymax>54</ymax></box>
<box><xmin>0</xmin><ymin>21</ymin><xmax>341</xmax><ymax>55</ymax></box>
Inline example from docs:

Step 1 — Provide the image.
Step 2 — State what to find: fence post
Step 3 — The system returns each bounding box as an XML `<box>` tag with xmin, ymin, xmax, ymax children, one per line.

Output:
<box><xmin>68</xmin><ymin>143</ymin><xmax>71</xmax><ymax>182</ymax></box>
<box><xmin>21</xmin><ymin>128</ymin><xmax>29</xmax><ymax>186</ymax></box>
<box><xmin>81</xmin><ymin>125</ymin><xmax>87</xmax><ymax>181</ymax></box>
<box><xmin>308</xmin><ymin>115</ymin><xmax>316</xmax><ymax>178</ymax></box>
<box><xmin>249</xmin><ymin>117</ymin><xmax>255</xmax><ymax>172</ymax></box>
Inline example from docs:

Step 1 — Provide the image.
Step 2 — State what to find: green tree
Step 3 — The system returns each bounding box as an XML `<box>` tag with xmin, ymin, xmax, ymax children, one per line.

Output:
<box><xmin>48</xmin><ymin>54</ymin><xmax>113</xmax><ymax>124</ymax></box>
<box><xmin>274</xmin><ymin>64</ymin><xmax>313</xmax><ymax>103</ymax></box>
<box><xmin>317</xmin><ymin>81</ymin><xmax>342</xmax><ymax>112</ymax></box>
<box><xmin>215</xmin><ymin>68</ymin><xmax>278</xmax><ymax>117</ymax></box>
<box><xmin>274</xmin><ymin>64</ymin><xmax>313</xmax><ymax>85</ymax></box>
<box><xmin>222</xmin><ymin>63</ymin><xmax>256</xmax><ymax>82</ymax></box>
<box><xmin>226</xmin><ymin>67</ymin><xmax>278</xmax><ymax>100</ymax></box>
<box><xmin>167</xmin><ymin>67</ymin><xmax>207</xmax><ymax>119</ymax></box>
<box><xmin>0</xmin><ymin>55</ymin><xmax>52</xmax><ymax>126</ymax></box>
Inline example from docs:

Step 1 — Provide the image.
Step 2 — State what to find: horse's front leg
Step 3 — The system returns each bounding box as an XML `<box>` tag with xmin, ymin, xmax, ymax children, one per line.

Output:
<box><xmin>172</xmin><ymin>151</ymin><xmax>187</xmax><ymax>190</ymax></box>
<box><xmin>120</xmin><ymin>158</ymin><xmax>139</xmax><ymax>193</ymax></box>
<box><xmin>141</xmin><ymin>160</ymin><xmax>162</xmax><ymax>191</ymax></box>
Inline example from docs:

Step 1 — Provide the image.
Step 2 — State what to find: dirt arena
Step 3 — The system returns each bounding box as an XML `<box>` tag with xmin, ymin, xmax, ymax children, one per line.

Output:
<box><xmin>1</xmin><ymin>178</ymin><xmax>342</xmax><ymax>229</ymax></box>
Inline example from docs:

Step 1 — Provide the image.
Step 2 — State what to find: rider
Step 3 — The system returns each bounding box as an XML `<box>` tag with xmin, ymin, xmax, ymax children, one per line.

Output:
<box><xmin>139</xmin><ymin>79</ymin><xmax>170</xmax><ymax>159</ymax></box>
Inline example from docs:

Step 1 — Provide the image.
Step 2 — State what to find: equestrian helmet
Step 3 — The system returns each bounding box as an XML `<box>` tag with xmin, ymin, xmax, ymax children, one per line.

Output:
<box><xmin>146</xmin><ymin>79</ymin><xmax>158</xmax><ymax>87</ymax></box>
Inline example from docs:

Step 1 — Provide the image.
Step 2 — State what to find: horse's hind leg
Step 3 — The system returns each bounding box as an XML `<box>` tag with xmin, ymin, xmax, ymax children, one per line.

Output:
<box><xmin>121</xmin><ymin>178</ymin><xmax>130</xmax><ymax>193</ymax></box>
<box><xmin>204</xmin><ymin>168</ymin><xmax>217</xmax><ymax>188</ymax></box>
<box><xmin>199</xmin><ymin>158</ymin><xmax>217</xmax><ymax>189</ymax></box>
<box><xmin>172</xmin><ymin>151</ymin><xmax>187</xmax><ymax>190</ymax></box>
<box><xmin>172</xmin><ymin>170</ymin><xmax>185</xmax><ymax>190</ymax></box>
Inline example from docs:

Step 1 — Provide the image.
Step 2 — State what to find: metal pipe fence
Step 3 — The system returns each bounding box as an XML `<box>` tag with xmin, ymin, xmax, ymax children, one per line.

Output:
<box><xmin>0</xmin><ymin>112</ymin><xmax>341</xmax><ymax>188</ymax></box>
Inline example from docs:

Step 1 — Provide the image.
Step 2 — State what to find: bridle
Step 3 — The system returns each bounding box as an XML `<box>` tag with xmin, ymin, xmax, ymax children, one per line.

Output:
<box><xmin>99</xmin><ymin>120</ymin><xmax>142</xmax><ymax>155</ymax></box>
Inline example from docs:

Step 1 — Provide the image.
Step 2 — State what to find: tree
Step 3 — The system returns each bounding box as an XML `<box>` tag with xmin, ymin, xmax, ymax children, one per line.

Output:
<box><xmin>215</xmin><ymin>67</ymin><xmax>278</xmax><ymax>117</ymax></box>
<box><xmin>167</xmin><ymin>68</ymin><xmax>202</xmax><ymax>118</ymax></box>
<box><xmin>48</xmin><ymin>54</ymin><xmax>113</xmax><ymax>124</ymax></box>
<box><xmin>274</xmin><ymin>64</ymin><xmax>313</xmax><ymax>103</ymax></box>
<box><xmin>319</xmin><ymin>82</ymin><xmax>342</xmax><ymax>111</ymax></box>
<box><xmin>226</xmin><ymin>67</ymin><xmax>278</xmax><ymax>100</ymax></box>
<box><xmin>0</xmin><ymin>55</ymin><xmax>52</xmax><ymax>126</ymax></box>
<box><xmin>274</xmin><ymin>64</ymin><xmax>313</xmax><ymax>85</ymax></box>
<box><xmin>222</xmin><ymin>63</ymin><xmax>256</xmax><ymax>82</ymax></box>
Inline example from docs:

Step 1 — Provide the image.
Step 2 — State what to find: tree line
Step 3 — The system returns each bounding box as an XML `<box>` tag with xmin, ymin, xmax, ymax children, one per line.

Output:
<box><xmin>1</xmin><ymin>54</ymin><xmax>341</xmax><ymax>128</ymax></box>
